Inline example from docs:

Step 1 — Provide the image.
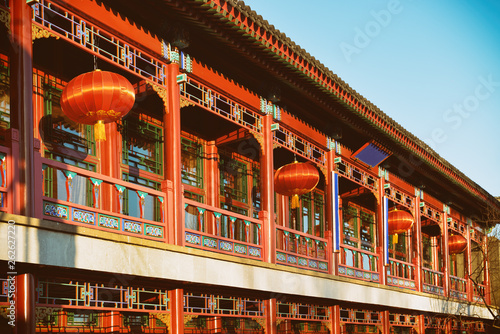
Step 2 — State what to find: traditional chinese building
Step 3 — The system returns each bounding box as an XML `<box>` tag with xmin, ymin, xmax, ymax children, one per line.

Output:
<box><xmin>0</xmin><ymin>0</ymin><xmax>499</xmax><ymax>333</ymax></box>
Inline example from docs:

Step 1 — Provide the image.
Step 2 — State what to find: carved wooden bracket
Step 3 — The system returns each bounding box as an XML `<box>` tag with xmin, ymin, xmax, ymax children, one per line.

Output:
<box><xmin>147</xmin><ymin>82</ymin><xmax>169</xmax><ymax>112</ymax></box>
<box><xmin>32</xmin><ymin>24</ymin><xmax>59</xmax><ymax>42</ymax></box>
<box><xmin>0</xmin><ymin>8</ymin><xmax>10</xmax><ymax>35</ymax></box>
<box><xmin>248</xmin><ymin>130</ymin><xmax>264</xmax><ymax>152</ymax></box>
<box><xmin>183</xmin><ymin>314</ymin><xmax>198</xmax><ymax>325</ymax></box>
<box><xmin>180</xmin><ymin>97</ymin><xmax>195</xmax><ymax>109</ymax></box>
<box><xmin>252</xmin><ymin>317</ymin><xmax>266</xmax><ymax>329</ymax></box>
<box><xmin>152</xmin><ymin>312</ymin><xmax>171</xmax><ymax>331</ymax></box>
<box><xmin>35</xmin><ymin>306</ymin><xmax>62</xmax><ymax>323</ymax></box>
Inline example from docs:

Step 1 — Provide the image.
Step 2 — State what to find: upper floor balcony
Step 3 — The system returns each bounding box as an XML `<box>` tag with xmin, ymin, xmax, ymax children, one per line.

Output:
<box><xmin>0</xmin><ymin>40</ymin><xmax>491</xmax><ymax>306</ymax></box>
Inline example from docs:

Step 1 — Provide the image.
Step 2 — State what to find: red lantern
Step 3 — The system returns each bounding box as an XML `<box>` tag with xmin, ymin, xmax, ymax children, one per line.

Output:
<box><xmin>448</xmin><ymin>234</ymin><xmax>467</xmax><ymax>254</ymax></box>
<box><xmin>388</xmin><ymin>208</ymin><xmax>413</xmax><ymax>243</ymax></box>
<box><xmin>60</xmin><ymin>70</ymin><xmax>135</xmax><ymax>141</ymax></box>
<box><xmin>274</xmin><ymin>161</ymin><xmax>319</xmax><ymax>209</ymax></box>
<box><xmin>388</xmin><ymin>208</ymin><xmax>414</xmax><ymax>235</ymax></box>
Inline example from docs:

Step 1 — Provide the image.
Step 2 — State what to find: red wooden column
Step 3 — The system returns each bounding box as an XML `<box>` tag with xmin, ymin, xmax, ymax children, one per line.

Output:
<box><xmin>442</xmin><ymin>209</ymin><xmax>450</xmax><ymax>297</ymax></box>
<box><xmin>418</xmin><ymin>314</ymin><xmax>426</xmax><ymax>334</ymax></box>
<box><xmin>329</xmin><ymin>305</ymin><xmax>341</xmax><ymax>334</ymax></box>
<box><xmin>260</xmin><ymin>114</ymin><xmax>275</xmax><ymax>263</ymax></box>
<box><xmin>483</xmin><ymin>236</ymin><xmax>491</xmax><ymax>305</ymax></box>
<box><xmin>170</xmin><ymin>289</ymin><xmax>184</xmax><ymax>334</ymax></box>
<box><xmin>413</xmin><ymin>193</ymin><xmax>423</xmax><ymax>292</ymax></box>
<box><xmin>14</xmin><ymin>274</ymin><xmax>36</xmax><ymax>334</ymax></box>
<box><xmin>106</xmin><ymin>311</ymin><xmax>121</xmax><ymax>332</ymax></box>
<box><xmin>164</xmin><ymin>63</ymin><xmax>183</xmax><ymax>246</ymax></box>
<box><xmin>10</xmin><ymin>0</ymin><xmax>35</xmax><ymax>217</ymax></box>
<box><xmin>265</xmin><ymin>298</ymin><xmax>277</xmax><ymax>334</ymax></box>
<box><xmin>445</xmin><ymin>319</ymin><xmax>452</xmax><ymax>334</ymax></box>
<box><xmin>205</xmin><ymin>141</ymin><xmax>219</xmax><ymax>234</ymax></box>
<box><xmin>326</xmin><ymin>149</ymin><xmax>338</xmax><ymax>276</ymax></box>
<box><xmin>377</xmin><ymin>175</ymin><xmax>387</xmax><ymax>285</ymax></box>
<box><xmin>208</xmin><ymin>317</ymin><xmax>222</xmax><ymax>333</ymax></box>
<box><xmin>466</xmin><ymin>223</ymin><xmax>473</xmax><ymax>302</ymax></box>
<box><xmin>382</xmin><ymin>310</ymin><xmax>390</xmax><ymax>334</ymax></box>
<box><xmin>101</xmin><ymin>123</ymin><xmax>121</xmax><ymax>212</ymax></box>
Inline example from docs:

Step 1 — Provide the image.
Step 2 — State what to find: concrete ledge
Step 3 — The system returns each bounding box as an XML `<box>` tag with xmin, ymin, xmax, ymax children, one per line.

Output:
<box><xmin>0</xmin><ymin>214</ymin><xmax>493</xmax><ymax>319</ymax></box>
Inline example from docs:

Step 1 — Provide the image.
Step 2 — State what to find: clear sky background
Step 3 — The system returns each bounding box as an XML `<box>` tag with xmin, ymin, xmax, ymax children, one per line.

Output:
<box><xmin>243</xmin><ymin>0</ymin><xmax>500</xmax><ymax>197</ymax></box>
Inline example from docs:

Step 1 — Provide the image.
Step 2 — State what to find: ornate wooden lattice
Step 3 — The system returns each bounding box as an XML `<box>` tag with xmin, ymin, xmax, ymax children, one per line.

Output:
<box><xmin>276</xmin><ymin>301</ymin><xmax>329</xmax><ymax>321</ymax></box>
<box><xmin>179</xmin><ymin>77</ymin><xmax>262</xmax><ymax>133</ymax></box>
<box><xmin>384</xmin><ymin>184</ymin><xmax>414</xmax><ymax>210</ymax></box>
<box><xmin>419</xmin><ymin>202</ymin><xmax>442</xmax><ymax>225</ymax></box>
<box><xmin>32</xmin><ymin>0</ymin><xmax>170</xmax><ymax>86</ymax></box>
<box><xmin>447</xmin><ymin>217</ymin><xmax>467</xmax><ymax>236</ymax></box>
<box><xmin>272</xmin><ymin>125</ymin><xmax>327</xmax><ymax>168</ymax></box>
<box><xmin>340</xmin><ymin>308</ymin><xmax>382</xmax><ymax>333</ymax></box>
<box><xmin>424</xmin><ymin>316</ymin><xmax>446</xmax><ymax>330</ymax></box>
<box><xmin>389</xmin><ymin>312</ymin><xmax>418</xmax><ymax>329</ymax></box>
<box><xmin>184</xmin><ymin>292</ymin><xmax>264</xmax><ymax>318</ymax></box>
<box><xmin>339</xmin><ymin>308</ymin><xmax>381</xmax><ymax>325</ymax></box>
<box><xmin>36</xmin><ymin>279</ymin><xmax>169</xmax><ymax>311</ymax></box>
<box><xmin>335</xmin><ymin>158</ymin><xmax>378</xmax><ymax>192</ymax></box>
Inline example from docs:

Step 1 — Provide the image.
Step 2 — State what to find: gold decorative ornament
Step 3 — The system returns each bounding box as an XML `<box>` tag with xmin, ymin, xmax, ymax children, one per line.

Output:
<box><xmin>183</xmin><ymin>314</ymin><xmax>198</xmax><ymax>324</ymax></box>
<box><xmin>0</xmin><ymin>8</ymin><xmax>10</xmax><ymax>34</ymax></box>
<box><xmin>180</xmin><ymin>96</ymin><xmax>195</xmax><ymax>109</ymax></box>
<box><xmin>32</xmin><ymin>24</ymin><xmax>59</xmax><ymax>41</ymax></box>
<box><xmin>35</xmin><ymin>307</ymin><xmax>62</xmax><ymax>323</ymax></box>
<box><xmin>152</xmin><ymin>312</ymin><xmax>171</xmax><ymax>331</ymax></box>
<box><xmin>252</xmin><ymin>317</ymin><xmax>266</xmax><ymax>329</ymax></box>
<box><xmin>249</xmin><ymin>130</ymin><xmax>264</xmax><ymax>151</ymax></box>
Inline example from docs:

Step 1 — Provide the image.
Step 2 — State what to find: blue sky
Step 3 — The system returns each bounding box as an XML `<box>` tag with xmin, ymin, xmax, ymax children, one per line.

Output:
<box><xmin>244</xmin><ymin>0</ymin><xmax>500</xmax><ymax>197</ymax></box>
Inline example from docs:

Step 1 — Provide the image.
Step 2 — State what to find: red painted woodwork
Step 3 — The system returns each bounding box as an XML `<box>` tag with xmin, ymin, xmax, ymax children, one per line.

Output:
<box><xmin>262</xmin><ymin>114</ymin><xmax>275</xmax><ymax>263</ymax></box>
<box><xmin>58</xmin><ymin>0</ymin><xmax>163</xmax><ymax>56</ymax></box>
<box><xmin>448</xmin><ymin>233</ymin><xmax>467</xmax><ymax>254</ymax></box>
<box><xmin>60</xmin><ymin>70</ymin><xmax>135</xmax><ymax>141</ymax></box>
<box><xmin>192</xmin><ymin>60</ymin><xmax>261</xmax><ymax>108</ymax></box>
<box><xmin>279</xmin><ymin>112</ymin><xmax>327</xmax><ymax>147</ymax></box>
<box><xmin>11</xmin><ymin>0</ymin><xmax>35</xmax><ymax>217</ymax></box>
<box><xmin>326</xmin><ymin>150</ymin><xmax>336</xmax><ymax>276</ymax></box>
<box><xmin>15</xmin><ymin>274</ymin><xmax>36</xmax><ymax>334</ymax></box>
<box><xmin>274</xmin><ymin>161</ymin><xmax>319</xmax><ymax>209</ymax></box>
<box><xmin>170</xmin><ymin>289</ymin><xmax>184</xmax><ymax>334</ymax></box>
<box><xmin>266</xmin><ymin>299</ymin><xmax>278</xmax><ymax>334</ymax></box>
<box><xmin>388</xmin><ymin>208</ymin><xmax>414</xmax><ymax>235</ymax></box>
<box><xmin>165</xmin><ymin>63</ymin><xmax>184</xmax><ymax>246</ymax></box>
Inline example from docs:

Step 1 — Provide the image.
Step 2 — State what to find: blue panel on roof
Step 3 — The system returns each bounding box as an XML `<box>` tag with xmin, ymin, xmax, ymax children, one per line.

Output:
<box><xmin>353</xmin><ymin>143</ymin><xmax>390</xmax><ymax>167</ymax></box>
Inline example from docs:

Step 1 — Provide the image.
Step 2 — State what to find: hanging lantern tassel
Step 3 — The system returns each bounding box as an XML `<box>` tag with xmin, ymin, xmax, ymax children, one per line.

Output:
<box><xmin>94</xmin><ymin>120</ymin><xmax>106</xmax><ymax>142</ymax></box>
<box><xmin>291</xmin><ymin>194</ymin><xmax>300</xmax><ymax>209</ymax></box>
<box><xmin>392</xmin><ymin>233</ymin><xmax>398</xmax><ymax>245</ymax></box>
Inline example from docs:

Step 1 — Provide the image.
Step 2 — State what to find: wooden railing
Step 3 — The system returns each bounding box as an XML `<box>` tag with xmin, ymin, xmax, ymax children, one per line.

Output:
<box><xmin>473</xmin><ymin>283</ymin><xmax>486</xmax><ymax>303</ymax></box>
<box><xmin>387</xmin><ymin>258</ymin><xmax>416</xmax><ymax>290</ymax></box>
<box><xmin>40</xmin><ymin>157</ymin><xmax>167</xmax><ymax>241</ymax></box>
<box><xmin>422</xmin><ymin>268</ymin><xmax>445</xmax><ymax>295</ymax></box>
<box><xmin>339</xmin><ymin>245</ymin><xmax>380</xmax><ymax>282</ymax></box>
<box><xmin>276</xmin><ymin>225</ymin><xmax>328</xmax><ymax>272</ymax></box>
<box><xmin>183</xmin><ymin>198</ymin><xmax>263</xmax><ymax>260</ymax></box>
<box><xmin>450</xmin><ymin>275</ymin><xmax>468</xmax><ymax>300</ymax></box>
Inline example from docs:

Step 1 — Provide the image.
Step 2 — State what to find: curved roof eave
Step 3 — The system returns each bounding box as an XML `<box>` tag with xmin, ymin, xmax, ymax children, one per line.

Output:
<box><xmin>188</xmin><ymin>0</ymin><xmax>500</xmax><ymax>213</ymax></box>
